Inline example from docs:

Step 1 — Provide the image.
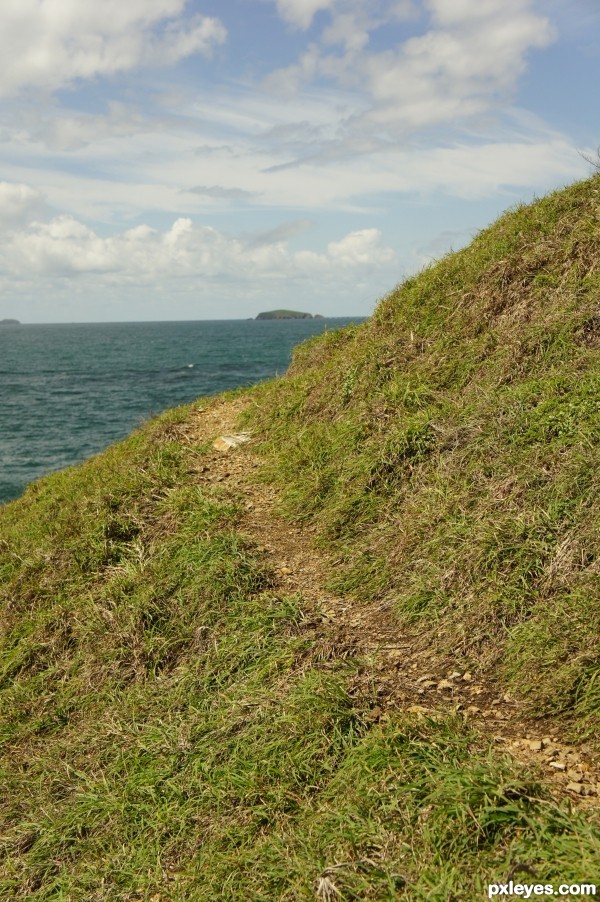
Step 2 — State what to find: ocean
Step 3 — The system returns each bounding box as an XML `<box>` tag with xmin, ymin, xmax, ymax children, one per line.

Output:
<box><xmin>0</xmin><ymin>318</ymin><xmax>361</xmax><ymax>505</ymax></box>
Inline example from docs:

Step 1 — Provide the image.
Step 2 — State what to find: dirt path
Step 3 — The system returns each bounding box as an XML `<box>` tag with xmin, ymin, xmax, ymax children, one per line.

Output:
<box><xmin>183</xmin><ymin>395</ymin><xmax>600</xmax><ymax>807</ymax></box>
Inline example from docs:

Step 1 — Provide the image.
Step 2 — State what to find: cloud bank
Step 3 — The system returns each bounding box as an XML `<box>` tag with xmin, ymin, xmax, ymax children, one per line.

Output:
<box><xmin>0</xmin><ymin>182</ymin><xmax>396</xmax><ymax>288</ymax></box>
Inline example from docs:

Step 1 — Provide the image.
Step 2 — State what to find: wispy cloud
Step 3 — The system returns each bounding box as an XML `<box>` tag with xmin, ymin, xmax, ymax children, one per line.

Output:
<box><xmin>187</xmin><ymin>185</ymin><xmax>259</xmax><ymax>200</ymax></box>
<box><xmin>244</xmin><ymin>219</ymin><xmax>314</xmax><ymax>247</ymax></box>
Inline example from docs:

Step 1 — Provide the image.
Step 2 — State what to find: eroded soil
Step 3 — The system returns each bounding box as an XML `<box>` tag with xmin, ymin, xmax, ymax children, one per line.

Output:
<box><xmin>183</xmin><ymin>395</ymin><xmax>600</xmax><ymax>807</ymax></box>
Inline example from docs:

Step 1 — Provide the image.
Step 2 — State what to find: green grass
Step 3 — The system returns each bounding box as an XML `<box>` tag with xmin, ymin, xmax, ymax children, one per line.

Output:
<box><xmin>2</xmin><ymin>178</ymin><xmax>600</xmax><ymax>898</ymax></box>
<box><xmin>248</xmin><ymin>177</ymin><xmax>600</xmax><ymax>737</ymax></box>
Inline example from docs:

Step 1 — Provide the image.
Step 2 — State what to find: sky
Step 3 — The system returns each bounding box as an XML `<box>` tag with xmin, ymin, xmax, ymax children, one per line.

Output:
<box><xmin>0</xmin><ymin>0</ymin><xmax>598</xmax><ymax>322</ymax></box>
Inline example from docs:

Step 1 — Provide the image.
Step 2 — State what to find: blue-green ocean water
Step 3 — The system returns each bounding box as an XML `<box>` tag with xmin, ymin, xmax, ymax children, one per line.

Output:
<box><xmin>0</xmin><ymin>319</ymin><xmax>360</xmax><ymax>505</ymax></box>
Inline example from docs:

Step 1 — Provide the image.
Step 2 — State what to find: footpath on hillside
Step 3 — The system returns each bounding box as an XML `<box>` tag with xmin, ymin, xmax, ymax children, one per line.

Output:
<box><xmin>183</xmin><ymin>395</ymin><xmax>600</xmax><ymax>807</ymax></box>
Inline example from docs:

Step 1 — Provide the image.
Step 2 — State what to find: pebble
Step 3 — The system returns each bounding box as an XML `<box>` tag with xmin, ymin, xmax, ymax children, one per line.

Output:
<box><xmin>212</xmin><ymin>433</ymin><xmax>251</xmax><ymax>452</ymax></box>
<box><xmin>462</xmin><ymin>672</ymin><xmax>473</xmax><ymax>682</ymax></box>
<box><xmin>567</xmin><ymin>782</ymin><xmax>583</xmax><ymax>795</ymax></box>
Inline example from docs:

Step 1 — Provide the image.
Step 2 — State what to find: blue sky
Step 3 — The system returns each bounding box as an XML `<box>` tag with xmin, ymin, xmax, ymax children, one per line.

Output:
<box><xmin>0</xmin><ymin>0</ymin><xmax>598</xmax><ymax>322</ymax></box>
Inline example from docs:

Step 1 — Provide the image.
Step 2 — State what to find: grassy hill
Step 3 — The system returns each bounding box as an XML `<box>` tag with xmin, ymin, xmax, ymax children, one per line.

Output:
<box><xmin>249</xmin><ymin>176</ymin><xmax>600</xmax><ymax>731</ymax></box>
<box><xmin>1</xmin><ymin>177</ymin><xmax>599</xmax><ymax>899</ymax></box>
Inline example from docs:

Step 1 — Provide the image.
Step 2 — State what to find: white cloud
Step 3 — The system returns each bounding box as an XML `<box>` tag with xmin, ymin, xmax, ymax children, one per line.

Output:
<box><xmin>272</xmin><ymin>0</ymin><xmax>335</xmax><ymax>29</ymax></box>
<box><xmin>266</xmin><ymin>0</ymin><xmax>556</xmax><ymax>145</ymax></box>
<box><xmin>0</xmin><ymin>1</ymin><xmax>226</xmax><ymax>96</ymax></box>
<box><xmin>427</xmin><ymin>0</ymin><xmax>538</xmax><ymax>27</ymax></box>
<box><xmin>1</xmin><ymin>199</ymin><xmax>396</xmax><ymax>287</ymax></box>
<box><xmin>327</xmin><ymin>228</ymin><xmax>396</xmax><ymax>265</ymax></box>
<box><xmin>0</xmin><ymin>182</ymin><xmax>46</xmax><ymax>227</ymax></box>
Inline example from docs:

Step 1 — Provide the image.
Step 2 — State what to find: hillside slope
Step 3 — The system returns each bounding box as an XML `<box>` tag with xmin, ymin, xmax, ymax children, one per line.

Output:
<box><xmin>249</xmin><ymin>176</ymin><xmax>600</xmax><ymax>732</ymax></box>
<box><xmin>1</xmin><ymin>178</ymin><xmax>599</xmax><ymax>899</ymax></box>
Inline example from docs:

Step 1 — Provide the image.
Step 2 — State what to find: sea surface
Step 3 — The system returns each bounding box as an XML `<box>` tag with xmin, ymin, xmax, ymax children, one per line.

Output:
<box><xmin>0</xmin><ymin>318</ymin><xmax>360</xmax><ymax>505</ymax></box>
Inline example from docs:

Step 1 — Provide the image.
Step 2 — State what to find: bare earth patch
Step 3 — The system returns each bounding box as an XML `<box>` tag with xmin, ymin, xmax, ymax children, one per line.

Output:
<box><xmin>185</xmin><ymin>395</ymin><xmax>600</xmax><ymax>807</ymax></box>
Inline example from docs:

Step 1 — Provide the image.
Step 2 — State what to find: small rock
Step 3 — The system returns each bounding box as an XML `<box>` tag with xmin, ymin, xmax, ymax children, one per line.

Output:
<box><xmin>566</xmin><ymin>782</ymin><xmax>584</xmax><ymax>795</ymax></box>
<box><xmin>567</xmin><ymin>770</ymin><xmax>583</xmax><ymax>783</ymax></box>
<box><xmin>212</xmin><ymin>433</ymin><xmax>251</xmax><ymax>452</ymax></box>
<box><xmin>549</xmin><ymin>761</ymin><xmax>566</xmax><ymax>771</ymax></box>
<box><xmin>529</xmin><ymin>740</ymin><xmax>543</xmax><ymax>752</ymax></box>
<box><xmin>462</xmin><ymin>672</ymin><xmax>473</xmax><ymax>682</ymax></box>
<box><xmin>466</xmin><ymin>705</ymin><xmax>481</xmax><ymax>715</ymax></box>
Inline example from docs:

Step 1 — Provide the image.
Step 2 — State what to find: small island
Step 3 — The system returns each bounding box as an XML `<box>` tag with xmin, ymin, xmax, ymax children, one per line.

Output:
<box><xmin>256</xmin><ymin>309</ymin><xmax>316</xmax><ymax>320</ymax></box>
<box><xmin>0</xmin><ymin>318</ymin><xmax>20</xmax><ymax>325</ymax></box>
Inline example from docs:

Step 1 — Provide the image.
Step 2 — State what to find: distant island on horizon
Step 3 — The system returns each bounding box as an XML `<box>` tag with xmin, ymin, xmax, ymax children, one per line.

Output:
<box><xmin>255</xmin><ymin>309</ymin><xmax>323</xmax><ymax>320</ymax></box>
<box><xmin>0</xmin><ymin>318</ymin><xmax>20</xmax><ymax>325</ymax></box>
